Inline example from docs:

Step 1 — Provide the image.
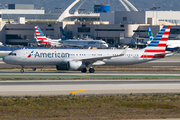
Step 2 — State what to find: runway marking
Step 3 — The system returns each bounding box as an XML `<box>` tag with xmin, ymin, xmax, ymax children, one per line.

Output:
<box><xmin>70</xmin><ymin>90</ymin><xmax>86</xmax><ymax>94</ymax></box>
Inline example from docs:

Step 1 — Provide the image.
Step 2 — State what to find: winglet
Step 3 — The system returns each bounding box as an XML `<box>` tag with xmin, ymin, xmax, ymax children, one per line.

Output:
<box><xmin>119</xmin><ymin>46</ymin><xmax>129</xmax><ymax>56</ymax></box>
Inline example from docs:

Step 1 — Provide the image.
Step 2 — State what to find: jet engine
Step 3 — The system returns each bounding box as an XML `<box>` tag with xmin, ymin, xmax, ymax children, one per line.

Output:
<box><xmin>56</xmin><ymin>62</ymin><xmax>69</xmax><ymax>70</ymax></box>
<box><xmin>56</xmin><ymin>61</ymin><xmax>85</xmax><ymax>71</ymax></box>
<box><xmin>68</xmin><ymin>61</ymin><xmax>84</xmax><ymax>70</ymax></box>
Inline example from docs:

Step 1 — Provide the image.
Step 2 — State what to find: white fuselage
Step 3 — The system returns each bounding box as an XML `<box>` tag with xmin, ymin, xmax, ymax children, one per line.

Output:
<box><xmin>3</xmin><ymin>49</ymin><xmax>164</xmax><ymax>67</ymax></box>
<box><xmin>61</xmin><ymin>40</ymin><xmax>108</xmax><ymax>48</ymax></box>
<box><xmin>167</xmin><ymin>40</ymin><xmax>180</xmax><ymax>48</ymax></box>
<box><xmin>147</xmin><ymin>40</ymin><xmax>180</xmax><ymax>49</ymax></box>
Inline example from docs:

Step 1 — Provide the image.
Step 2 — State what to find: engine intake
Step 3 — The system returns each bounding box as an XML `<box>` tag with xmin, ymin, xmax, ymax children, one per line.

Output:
<box><xmin>56</xmin><ymin>61</ymin><xmax>85</xmax><ymax>71</ymax></box>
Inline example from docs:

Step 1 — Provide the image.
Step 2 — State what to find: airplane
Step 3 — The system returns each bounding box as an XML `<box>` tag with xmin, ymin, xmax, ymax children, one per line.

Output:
<box><xmin>59</xmin><ymin>27</ymin><xmax>108</xmax><ymax>49</ymax></box>
<box><xmin>3</xmin><ymin>26</ymin><xmax>172</xmax><ymax>73</ymax></box>
<box><xmin>35</xmin><ymin>25</ymin><xmax>62</xmax><ymax>47</ymax></box>
<box><xmin>147</xmin><ymin>27</ymin><xmax>180</xmax><ymax>49</ymax></box>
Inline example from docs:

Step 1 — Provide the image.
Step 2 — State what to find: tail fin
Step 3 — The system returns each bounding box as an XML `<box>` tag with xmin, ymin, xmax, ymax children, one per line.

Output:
<box><xmin>148</xmin><ymin>27</ymin><xmax>154</xmax><ymax>41</ymax></box>
<box><xmin>34</xmin><ymin>25</ymin><xmax>48</xmax><ymax>41</ymax></box>
<box><xmin>60</xmin><ymin>27</ymin><xmax>68</xmax><ymax>40</ymax></box>
<box><xmin>141</xmin><ymin>26</ymin><xmax>171</xmax><ymax>58</ymax></box>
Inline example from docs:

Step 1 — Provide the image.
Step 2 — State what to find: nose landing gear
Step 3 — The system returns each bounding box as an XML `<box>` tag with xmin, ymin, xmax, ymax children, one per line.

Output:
<box><xmin>20</xmin><ymin>65</ymin><xmax>24</xmax><ymax>73</ymax></box>
<box><xmin>32</xmin><ymin>67</ymin><xmax>36</xmax><ymax>71</ymax></box>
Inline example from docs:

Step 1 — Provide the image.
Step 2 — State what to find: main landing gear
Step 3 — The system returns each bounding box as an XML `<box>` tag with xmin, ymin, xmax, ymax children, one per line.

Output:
<box><xmin>20</xmin><ymin>65</ymin><xmax>24</xmax><ymax>73</ymax></box>
<box><xmin>81</xmin><ymin>68</ymin><xmax>95</xmax><ymax>73</ymax></box>
<box><xmin>89</xmin><ymin>68</ymin><xmax>95</xmax><ymax>73</ymax></box>
<box><xmin>81</xmin><ymin>68</ymin><xmax>87</xmax><ymax>73</ymax></box>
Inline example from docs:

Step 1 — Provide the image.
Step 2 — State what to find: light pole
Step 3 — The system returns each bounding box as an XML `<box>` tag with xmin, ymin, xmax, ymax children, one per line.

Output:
<box><xmin>55</xmin><ymin>7</ymin><xmax>62</xmax><ymax>10</ymax></box>
<box><xmin>55</xmin><ymin>7</ymin><xmax>62</xmax><ymax>38</ymax></box>
<box><xmin>78</xmin><ymin>8</ymin><xmax>85</xmax><ymax>22</ymax></box>
<box><xmin>150</xmin><ymin>7</ymin><xmax>160</xmax><ymax>25</ymax></box>
<box><xmin>94</xmin><ymin>6</ymin><xmax>100</xmax><ymax>22</ymax></box>
<box><xmin>55</xmin><ymin>7</ymin><xmax>62</xmax><ymax>17</ymax></box>
<box><xmin>94</xmin><ymin>6</ymin><xmax>101</xmax><ymax>39</ymax></box>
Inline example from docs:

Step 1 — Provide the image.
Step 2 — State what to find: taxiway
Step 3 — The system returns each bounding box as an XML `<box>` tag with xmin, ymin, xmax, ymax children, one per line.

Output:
<box><xmin>0</xmin><ymin>80</ymin><xmax>180</xmax><ymax>96</ymax></box>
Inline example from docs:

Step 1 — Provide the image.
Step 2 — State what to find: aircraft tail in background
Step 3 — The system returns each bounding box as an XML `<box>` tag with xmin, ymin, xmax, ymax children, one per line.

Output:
<box><xmin>148</xmin><ymin>27</ymin><xmax>154</xmax><ymax>41</ymax></box>
<box><xmin>34</xmin><ymin>25</ymin><xmax>49</xmax><ymax>42</ymax></box>
<box><xmin>60</xmin><ymin>27</ymin><xmax>68</xmax><ymax>40</ymax></box>
<box><xmin>34</xmin><ymin>25</ymin><xmax>51</xmax><ymax>46</ymax></box>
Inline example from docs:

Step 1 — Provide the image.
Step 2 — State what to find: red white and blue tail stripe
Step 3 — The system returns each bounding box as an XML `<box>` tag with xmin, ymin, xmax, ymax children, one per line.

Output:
<box><xmin>34</xmin><ymin>25</ymin><xmax>49</xmax><ymax>43</ymax></box>
<box><xmin>141</xmin><ymin>26</ymin><xmax>171</xmax><ymax>58</ymax></box>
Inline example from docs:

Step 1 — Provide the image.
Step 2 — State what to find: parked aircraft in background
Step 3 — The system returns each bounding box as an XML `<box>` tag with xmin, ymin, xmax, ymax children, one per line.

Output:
<box><xmin>35</xmin><ymin>25</ymin><xmax>61</xmax><ymax>47</ymax></box>
<box><xmin>3</xmin><ymin>26</ymin><xmax>173</xmax><ymax>73</ymax></box>
<box><xmin>59</xmin><ymin>27</ymin><xmax>108</xmax><ymax>49</ymax></box>
<box><xmin>148</xmin><ymin>27</ymin><xmax>180</xmax><ymax>49</ymax></box>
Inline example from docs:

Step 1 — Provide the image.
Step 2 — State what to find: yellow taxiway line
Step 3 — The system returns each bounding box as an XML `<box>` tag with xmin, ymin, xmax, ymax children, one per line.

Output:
<box><xmin>70</xmin><ymin>90</ymin><xmax>86</xmax><ymax>94</ymax></box>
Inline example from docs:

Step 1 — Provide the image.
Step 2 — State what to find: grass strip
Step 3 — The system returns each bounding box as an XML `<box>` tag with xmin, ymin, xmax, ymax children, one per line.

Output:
<box><xmin>0</xmin><ymin>94</ymin><xmax>180</xmax><ymax>119</ymax></box>
<box><xmin>0</xmin><ymin>74</ymin><xmax>180</xmax><ymax>78</ymax></box>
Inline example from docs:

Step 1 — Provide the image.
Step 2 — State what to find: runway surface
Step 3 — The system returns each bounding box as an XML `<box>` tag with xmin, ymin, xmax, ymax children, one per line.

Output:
<box><xmin>0</xmin><ymin>72</ymin><xmax>180</xmax><ymax>78</ymax></box>
<box><xmin>0</xmin><ymin>80</ymin><xmax>180</xmax><ymax>96</ymax></box>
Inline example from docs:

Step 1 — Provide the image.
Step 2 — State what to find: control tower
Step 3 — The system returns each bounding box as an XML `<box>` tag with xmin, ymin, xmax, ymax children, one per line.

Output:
<box><xmin>57</xmin><ymin>0</ymin><xmax>138</xmax><ymax>22</ymax></box>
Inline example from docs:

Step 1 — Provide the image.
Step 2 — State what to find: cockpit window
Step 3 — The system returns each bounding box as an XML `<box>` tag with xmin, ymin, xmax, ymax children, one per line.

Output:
<box><xmin>8</xmin><ymin>52</ymin><xmax>16</xmax><ymax>56</ymax></box>
<box><xmin>8</xmin><ymin>52</ymin><xmax>12</xmax><ymax>55</ymax></box>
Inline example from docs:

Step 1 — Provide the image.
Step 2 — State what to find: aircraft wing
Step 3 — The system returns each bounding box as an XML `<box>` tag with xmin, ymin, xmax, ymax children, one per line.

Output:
<box><xmin>73</xmin><ymin>47</ymin><xmax>128</xmax><ymax>65</ymax></box>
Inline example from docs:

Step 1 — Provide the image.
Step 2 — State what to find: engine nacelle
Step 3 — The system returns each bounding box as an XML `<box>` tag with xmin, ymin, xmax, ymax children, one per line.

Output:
<box><xmin>68</xmin><ymin>61</ymin><xmax>84</xmax><ymax>70</ymax></box>
<box><xmin>56</xmin><ymin>61</ymin><xmax>84</xmax><ymax>71</ymax></box>
<box><xmin>56</xmin><ymin>63</ymin><xmax>69</xmax><ymax>70</ymax></box>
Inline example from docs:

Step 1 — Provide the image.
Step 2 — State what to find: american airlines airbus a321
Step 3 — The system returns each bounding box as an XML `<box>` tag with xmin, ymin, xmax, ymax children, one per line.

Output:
<box><xmin>3</xmin><ymin>26</ymin><xmax>172</xmax><ymax>73</ymax></box>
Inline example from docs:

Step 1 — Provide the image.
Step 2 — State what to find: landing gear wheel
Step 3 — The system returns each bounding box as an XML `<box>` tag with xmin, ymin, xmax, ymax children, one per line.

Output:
<box><xmin>32</xmin><ymin>67</ymin><xmax>36</xmax><ymax>71</ymax></box>
<box><xmin>81</xmin><ymin>68</ymin><xmax>87</xmax><ymax>73</ymax></box>
<box><xmin>20</xmin><ymin>69</ymin><xmax>24</xmax><ymax>73</ymax></box>
<box><xmin>20</xmin><ymin>65</ymin><xmax>24</xmax><ymax>73</ymax></box>
<box><xmin>89</xmin><ymin>68</ymin><xmax>95</xmax><ymax>73</ymax></box>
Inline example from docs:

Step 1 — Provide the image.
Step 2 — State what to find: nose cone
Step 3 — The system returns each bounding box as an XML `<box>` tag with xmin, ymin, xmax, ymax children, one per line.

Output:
<box><xmin>2</xmin><ymin>56</ymin><xmax>6</xmax><ymax>63</ymax></box>
<box><xmin>3</xmin><ymin>56</ymin><xmax>10</xmax><ymax>64</ymax></box>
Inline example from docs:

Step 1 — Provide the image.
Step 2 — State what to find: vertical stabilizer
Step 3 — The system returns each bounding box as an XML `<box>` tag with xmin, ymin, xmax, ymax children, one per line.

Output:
<box><xmin>60</xmin><ymin>27</ymin><xmax>68</xmax><ymax>40</ymax></box>
<box><xmin>141</xmin><ymin>26</ymin><xmax>171</xmax><ymax>58</ymax></box>
<box><xmin>34</xmin><ymin>25</ymin><xmax>49</xmax><ymax>44</ymax></box>
<box><xmin>148</xmin><ymin>27</ymin><xmax>154</xmax><ymax>41</ymax></box>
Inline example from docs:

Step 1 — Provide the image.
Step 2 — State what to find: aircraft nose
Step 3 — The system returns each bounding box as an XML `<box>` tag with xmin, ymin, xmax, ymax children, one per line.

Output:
<box><xmin>3</xmin><ymin>56</ymin><xmax>9</xmax><ymax>63</ymax></box>
<box><xmin>3</xmin><ymin>56</ymin><xmax>7</xmax><ymax>63</ymax></box>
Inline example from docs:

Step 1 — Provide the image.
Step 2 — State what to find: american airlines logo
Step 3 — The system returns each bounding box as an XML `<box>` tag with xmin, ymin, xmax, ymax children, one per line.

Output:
<box><xmin>27</xmin><ymin>51</ymin><xmax>34</xmax><ymax>58</ymax></box>
<box><xmin>33</xmin><ymin>51</ymin><xmax>70</xmax><ymax>58</ymax></box>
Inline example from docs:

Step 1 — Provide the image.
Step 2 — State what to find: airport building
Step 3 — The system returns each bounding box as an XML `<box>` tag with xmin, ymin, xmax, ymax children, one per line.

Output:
<box><xmin>0</xmin><ymin>1</ymin><xmax>180</xmax><ymax>47</ymax></box>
